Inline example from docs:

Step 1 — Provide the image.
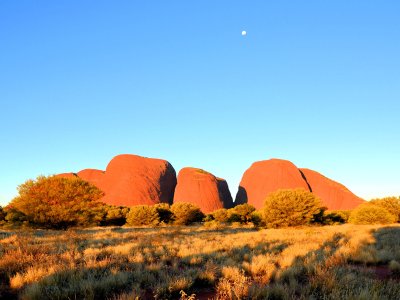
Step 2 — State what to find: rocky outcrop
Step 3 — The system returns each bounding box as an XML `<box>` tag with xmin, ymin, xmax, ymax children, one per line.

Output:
<box><xmin>56</xmin><ymin>154</ymin><xmax>364</xmax><ymax>212</ymax></box>
<box><xmin>76</xmin><ymin>169</ymin><xmax>105</xmax><ymax>189</ymax></box>
<box><xmin>235</xmin><ymin>158</ymin><xmax>364</xmax><ymax>210</ymax></box>
<box><xmin>56</xmin><ymin>173</ymin><xmax>77</xmax><ymax>179</ymax></box>
<box><xmin>173</xmin><ymin>167</ymin><xmax>233</xmax><ymax>213</ymax></box>
<box><xmin>57</xmin><ymin>154</ymin><xmax>177</xmax><ymax>207</ymax></box>
<box><xmin>100</xmin><ymin>154</ymin><xmax>176</xmax><ymax>206</ymax></box>
<box><xmin>235</xmin><ymin>159</ymin><xmax>311</xmax><ymax>209</ymax></box>
<box><xmin>299</xmin><ymin>168</ymin><xmax>364</xmax><ymax>210</ymax></box>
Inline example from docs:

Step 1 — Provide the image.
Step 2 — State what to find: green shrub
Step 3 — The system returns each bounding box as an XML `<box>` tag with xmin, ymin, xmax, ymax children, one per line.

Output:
<box><xmin>154</xmin><ymin>203</ymin><xmax>174</xmax><ymax>224</ymax></box>
<box><xmin>170</xmin><ymin>203</ymin><xmax>204</xmax><ymax>225</ymax></box>
<box><xmin>228</xmin><ymin>204</ymin><xmax>256</xmax><ymax>224</ymax></box>
<box><xmin>263</xmin><ymin>189</ymin><xmax>323</xmax><ymax>228</ymax></box>
<box><xmin>323</xmin><ymin>210</ymin><xmax>351</xmax><ymax>225</ymax></box>
<box><xmin>0</xmin><ymin>206</ymin><xmax>6</xmax><ymax>222</ymax></box>
<box><xmin>4</xmin><ymin>207</ymin><xmax>28</xmax><ymax>226</ymax></box>
<box><xmin>126</xmin><ymin>205</ymin><xmax>159</xmax><ymax>226</ymax></box>
<box><xmin>8</xmin><ymin>176</ymin><xmax>105</xmax><ymax>229</ymax></box>
<box><xmin>349</xmin><ymin>204</ymin><xmax>396</xmax><ymax>225</ymax></box>
<box><xmin>369</xmin><ymin>197</ymin><xmax>400</xmax><ymax>222</ymax></box>
<box><xmin>102</xmin><ymin>206</ymin><xmax>129</xmax><ymax>226</ymax></box>
<box><xmin>212</xmin><ymin>209</ymin><xmax>230</xmax><ymax>223</ymax></box>
<box><xmin>250</xmin><ymin>210</ymin><xmax>265</xmax><ymax>227</ymax></box>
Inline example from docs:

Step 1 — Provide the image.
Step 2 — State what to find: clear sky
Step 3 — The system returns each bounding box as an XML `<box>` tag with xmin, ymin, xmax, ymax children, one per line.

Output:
<box><xmin>1</xmin><ymin>1</ymin><xmax>399</xmax><ymax>206</ymax></box>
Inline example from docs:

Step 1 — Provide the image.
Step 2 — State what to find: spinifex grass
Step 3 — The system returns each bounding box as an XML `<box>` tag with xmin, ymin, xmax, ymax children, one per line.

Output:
<box><xmin>0</xmin><ymin>224</ymin><xmax>399</xmax><ymax>299</ymax></box>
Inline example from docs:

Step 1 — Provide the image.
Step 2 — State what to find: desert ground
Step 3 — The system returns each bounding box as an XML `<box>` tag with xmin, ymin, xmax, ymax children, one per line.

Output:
<box><xmin>1</xmin><ymin>224</ymin><xmax>399</xmax><ymax>300</ymax></box>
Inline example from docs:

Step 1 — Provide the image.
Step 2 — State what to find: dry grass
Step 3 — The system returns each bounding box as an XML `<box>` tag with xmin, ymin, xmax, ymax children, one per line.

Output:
<box><xmin>0</xmin><ymin>224</ymin><xmax>399</xmax><ymax>299</ymax></box>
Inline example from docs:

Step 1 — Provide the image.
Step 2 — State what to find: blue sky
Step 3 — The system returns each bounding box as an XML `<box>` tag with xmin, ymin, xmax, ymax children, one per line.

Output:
<box><xmin>1</xmin><ymin>1</ymin><xmax>399</xmax><ymax>205</ymax></box>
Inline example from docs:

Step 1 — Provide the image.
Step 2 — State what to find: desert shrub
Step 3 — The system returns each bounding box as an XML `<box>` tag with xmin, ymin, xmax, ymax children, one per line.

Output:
<box><xmin>263</xmin><ymin>189</ymin><xmax>323</xmax><ymax>228</ymax></box>
<box><xmin>228</xmin><ymin>204</ymin><xmax>256</xmax><ymax>224</ymax></box>
<box><xmin>170</xmin><ymin>203</ymin><xmax>204</xmax><ymax>225</ymax></box>
<box><xmin>154</xmin><ymin>203</ymin><xmax>174</xmax><ymax>224</ymax></box>
<box><xmin>3</xmin><ymin>207</ymin><xmax>28</xmax><ymax>227</ymax></box>
<box><xmin>101</xmin><ymin>206</ymin><xmax>129</xmax><ymax>226</ymax></box>
<box><xmin>126</xmin><ymin>205</ymin><xmax>159</xmax><ymax>226</ymax></box>
<box><xmin>250</xmin><ymin>210</ymin><xmax>265</xmax><ymax>227</ymax></box>
<box><xmin>0</xmin><ymin>206</ymin><xmax>6</xmax><ymax>223</ymax></box>
<box><xmin>212</xmin><ymin>209</ymin><xmax>230</xmax><ymax>222</ymax></box>
<box><xmin>323</xmin><ymin>210</ymin><xmax>351</xmax><ymax>225</ymax></box>
<box><xmin>349</xmin><ymin>204</ymin><xmax>396</xmax><ymax>225</ymax></box>
<box><xmin>8</xmin><ymin>176</ymin><xmax>105</xmax><ymax>229</ymax></box>
<box><xmin>389</xmin><ymin>260</ymin><xmax>400</xmax><ymax>275</ymax></box>
<box><xmin>369</xmin><ymin>197</ymin><xmax>400</xmax><ymax>222</ymax></box>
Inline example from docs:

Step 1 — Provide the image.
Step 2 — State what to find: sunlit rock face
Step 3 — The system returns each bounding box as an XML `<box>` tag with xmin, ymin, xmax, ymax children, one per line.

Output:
<box><xmin>235</xmin><ymin>159</ymin><xmax>310</xmax><ymax>209</ymax></box>
<box><xmin>173</xmin><ymin>167</ymin><xmax>234</xmax><ymax>213</ymax></box>
<box><xmin>299</xmin><ymin>168</ymin><xmax>364</xmax><ymax>210</ymax></box>
<box><xmin>100</xmin><ymin>154</ymin><xmax>177</xmax><ymax>206</ymax></box>
<box><xmin>235</xmin><ymin>158</ymin><xmax>364</xmax><ymax>210</ymax></box>
<box><xmin>77</xmin><ymin>169</ymin><xmax>105</xmax><ymax>188</ymax></box>
<box><xmin>58</xmin><ymin>154</ymin><xmax>177</xmax><ymax>207</ymax></box>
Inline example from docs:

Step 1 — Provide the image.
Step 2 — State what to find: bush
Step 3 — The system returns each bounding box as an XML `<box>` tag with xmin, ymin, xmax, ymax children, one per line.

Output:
<box><xmin>323</xmin><ymin>210</ymin><xmax>351</xmax><ymax>225</ymax></box>
<box><xmin>349</xmin><ymin>204</ymin><xmax>396</xmax><ymax>225</ymax></box>
<box><xmin>8</xmin><ymin>176</ymin><xmax>105</xmax><ymax>229</ymax></box>
<box><xmin>126</xmin><ymin>205</ymin><xmax>159</xmax><ymax>226</ymax></box>
<box><xmin>102</xmin><ymin>206</ymin><xmax>129</xmax><ymax>226</ymax></box>
<box><xmin>212</xmin><ymin>209</ymin><xmax>230</xmax><ymax>223</ymax></box>
<box><xmin>170</xmin><ymin>203</ymin><xmax>204</xmax><ymax>225</ymax></box>
<box><xmin>4</xmin><ymin>207</ymin><xmax>28</xmax><ymax>226</ymax></box>
<box><xmin>250</xmin><ymin>210</ymin><xmax>265</xmax><ymax>227</ymax></box>
<box><xmin>369</xmin><ymin>197</ymin><xmax>400</xmax><ymax>222</ymax></box>
<box><xmin>228</xmin><ymin>204</ymin><xmax>256</xmax><ymax>224</ymax></box>
<box><xmin>263</xmin><ymin>189</ymin><xmax>323</xmax><ymax>228</ymax></box>
<box><xmin>0</xmin><ymin>206</ymin><xmax>6</xmax><ymax>222</ymax></box>
<box><xmin>154</xmin><ymin>203</ymin><xmax>174</xmax><ymax>224</ymax></box>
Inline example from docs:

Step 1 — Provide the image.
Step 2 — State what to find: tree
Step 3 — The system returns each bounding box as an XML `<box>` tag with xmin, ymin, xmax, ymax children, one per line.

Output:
<box><xmin>369</xmin><ymin>197</ymin><xmax>400</xmax><ymax>222</ymax></box>
<box><xmin>170</xmin><ymin>203</ymin><xmax>204</xmax><ymax>225</ymax></box>
<box><xmin>349</xmin><ymin>204</ymin><xmax>396</xmax><ymax>225</ymax></box>
<box><xmin>8</xmin><ymin>175</ymin><xmax>105</xmax><ymax>229</ymax></box>
<box><xmin>126</xmin><ymin>205</ymin><xmax>159</xmax><ymax>226</ymax></box>
<box><xmin>263</xmin><ymin>189</ymin><xmax>323</xmax><ymax>228</ymax></box>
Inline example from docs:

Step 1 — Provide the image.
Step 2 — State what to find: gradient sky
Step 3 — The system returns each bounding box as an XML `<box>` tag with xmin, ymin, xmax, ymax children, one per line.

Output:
<box><xmin>1</xmin><ymin>1</ymin><xmax>399</xmax><ymax>206</ymax></box>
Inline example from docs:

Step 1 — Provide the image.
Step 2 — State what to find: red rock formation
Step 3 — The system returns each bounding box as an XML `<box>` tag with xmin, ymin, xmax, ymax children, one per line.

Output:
<box><xmin>174</xmin><ymin>168</ymin><xmax>233</xmax><ymax>213</ymax></box>
<box><xmin>299</xmin><ymin>168</ymin><xmax>364</xmax><ymax>210</ymax></box>
<box><xmin>77</xmin><ymin>169</ymin><xmax>105</xmax><ymax>188</ymax></box>
<box><xmin>57</xmin><ymin>155</ymin><xmax>176</xmax><ymax>207</ymax></box>
<box><xmin>100</xmin><ymin>154</ymin><xmax>176</xmax><ymax>206</ymax></box>
<box><xmin>56</xmin><ymin>173</ymin><xmax>77</xmax><ymax>179</ymax></box>
<box><xmin>235</xmin><ymin>159</ymin><xmax>310</xmax><ymax>209</ymax></box>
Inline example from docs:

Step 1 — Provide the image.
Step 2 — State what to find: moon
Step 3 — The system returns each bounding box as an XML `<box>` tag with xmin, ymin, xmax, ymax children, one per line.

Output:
<box><xmin>241</xmin><ymin>30</ymin><xmax>247</xmax><ymax>36</ymax></box>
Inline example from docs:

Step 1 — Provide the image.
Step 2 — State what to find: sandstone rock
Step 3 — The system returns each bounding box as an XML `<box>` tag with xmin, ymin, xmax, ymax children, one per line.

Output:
<box><xmin>77</xmin><ymin>169</ymin><xmax>105</xmax><ymax>188</ymax></box>
<box><xmin>174</xmin><ymin>167</ymin><xmax>233</xmax><ymax>213</ymax></box>
<box><xmin>56</xmin><ymin>173</ymin><xmax>77</xmax><ymax>179</ymax></box>
<box><xmin>235</xmin><ymin>159</ymin><xmax>310</xmax><ymax>209</ymax></box>
<box><xmin>300</xmin><ymin>168</ymin><xmax>364</xmax><ymax>210</ymax></box>
<box><xmin>100</xmin><ymin>154</ymin><xmax>177</xmax><ymax>206</ymax></box>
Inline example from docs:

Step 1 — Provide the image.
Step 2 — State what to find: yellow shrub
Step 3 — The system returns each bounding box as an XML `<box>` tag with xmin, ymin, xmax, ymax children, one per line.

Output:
<box><xmin>349</xmin><ymin>204</ymin><xmax>396</xmax><ymax>225</ymax></box>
